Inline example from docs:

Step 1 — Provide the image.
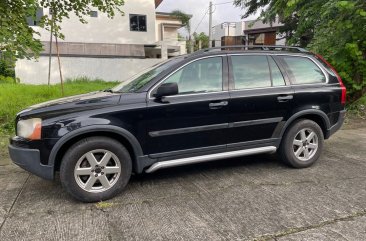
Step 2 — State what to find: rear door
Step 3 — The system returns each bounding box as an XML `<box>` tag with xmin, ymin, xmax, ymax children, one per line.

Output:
<box><xmin>277</xmin><ymin>55</ymin><xmax>341</xmax><ymax>126</ymax></box>
<box><xmin>227</xmin><ymin>54</ymin><xmax>294</xmax><ymax>148</ymax></box>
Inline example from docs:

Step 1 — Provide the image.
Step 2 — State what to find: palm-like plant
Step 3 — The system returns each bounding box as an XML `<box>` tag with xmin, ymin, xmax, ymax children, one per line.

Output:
<box><xmin>171</xmin><ymin>10</ymin><xmax>193</xmax><ymax>53</ymax></box>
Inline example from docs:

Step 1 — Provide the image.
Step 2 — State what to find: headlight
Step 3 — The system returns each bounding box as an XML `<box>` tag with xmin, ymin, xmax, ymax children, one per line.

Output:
<box><xmin>17</xmin><ymin>118</ymin><xmax>42</xmax><ymax>140</ymax></box>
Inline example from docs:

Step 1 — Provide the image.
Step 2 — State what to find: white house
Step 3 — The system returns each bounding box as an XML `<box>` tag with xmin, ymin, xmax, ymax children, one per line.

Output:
<box><xmin>16</xmin><ymin>0</ymin><xmax>188</xmax><ymax>84</ymax></box>
<box><xmin>212</xmin><ymin>19</ymin><xmax>285</xmax><ymax>47</ymax></box>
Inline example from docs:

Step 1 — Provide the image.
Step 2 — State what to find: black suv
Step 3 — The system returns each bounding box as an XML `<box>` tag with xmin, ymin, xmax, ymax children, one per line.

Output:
<box><xmin>9</xmin><ymin>46</ymin><xmax>347</xmax><ymax>202</ymax></box>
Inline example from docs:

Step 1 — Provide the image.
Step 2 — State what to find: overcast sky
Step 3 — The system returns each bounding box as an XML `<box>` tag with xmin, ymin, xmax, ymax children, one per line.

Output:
<box><xmin>157</xmin><ymin>0</ymin><xmax>260</xmax><ymax>36</ymax></box>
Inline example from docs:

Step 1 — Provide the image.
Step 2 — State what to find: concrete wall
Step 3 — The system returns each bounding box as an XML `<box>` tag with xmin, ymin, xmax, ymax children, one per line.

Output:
<box><xmin>15</xmin><ymin>57</ymin><xmax>163</xmax><ymax>84</ymax></box>
<box><xmin>34</xmin><ymin>0</ymin><xmax>157</xmax><ymax>45</ymax></box>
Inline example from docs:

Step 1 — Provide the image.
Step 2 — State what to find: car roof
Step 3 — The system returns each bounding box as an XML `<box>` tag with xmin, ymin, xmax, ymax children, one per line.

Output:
<box><xmin>184</xmin><ymin>45</ymin><xmax>314</xmax><ymax>60</ymax></box>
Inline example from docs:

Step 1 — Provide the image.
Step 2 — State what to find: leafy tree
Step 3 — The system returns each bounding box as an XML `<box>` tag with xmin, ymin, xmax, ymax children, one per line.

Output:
<box><xmin>310</xmin><ymin>0</ymin><xmax>366</xmax><ymax>100</ymax></box>
<box><xmin>171</xmin><ymin>10</ymin><xmax>191</xmax><ymax>38</ymax></box>
<box><xmin>171</xmin><ymin>10</ymin><xmax>193</xmax><ymax>53</ymax></box>
<box><xmin>193</xmin><ymin>32</ymin><xmax>209</xmax><ymax>51</ymax></box>
<box><xmin>0</xmin><ymin>0</ymin><xmax>125</xmax><ymax>59</ymax></box>
<box><xmin>234</xmin><ymin>0</ymin><xmax>366</xmax><ymax>100</ymax></box>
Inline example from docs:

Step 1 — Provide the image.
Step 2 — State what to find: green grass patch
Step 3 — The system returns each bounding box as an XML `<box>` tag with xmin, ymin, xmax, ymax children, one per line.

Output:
<box><xmin>95</xmin><ymin>201</ymin><xmax>114</xmax><ymax>209</ymax></box>
<box><xmin>0</xmin><ymin>78</ymin><xmax>118</xmax><ymax>135</ymax></box>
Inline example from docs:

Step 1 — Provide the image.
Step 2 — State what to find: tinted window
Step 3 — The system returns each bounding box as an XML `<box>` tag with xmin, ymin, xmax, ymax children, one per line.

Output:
<box><xmin>26</xmin><ymin>7</ymin><xmax>43</xmax><ymax>26</ymax></box>
<box><xmin>162</xmin><ymin>57</ymin><xmax>223</xmax><ymax>95</ymax></box>
<box><xmin>130</xmin><ymin>14</ymin><xmax>147</xmax><ymax>32</ymax></box>
<box><xmin>268</xmin><ymin>57</ymin><xmax>285</xmax><ymax>86</ymax></box>
<box><xmin>282</xmin><ymin>56</ymin><xmax>326</xmax><ymax>84</ymax></box>
<box><xmin>231</xmin><ymin>55</ymin><xmax>271</xmax><ymax>89</ymax></box>
<box><xmin>112</xmin><ymin>57</ymin><xmax>183</xmax><ymax>93</ymax></box>
<box><xmin>90</xmin><ymin>11</ymin><xmax>98</xmax><ymax>18</ymax></box>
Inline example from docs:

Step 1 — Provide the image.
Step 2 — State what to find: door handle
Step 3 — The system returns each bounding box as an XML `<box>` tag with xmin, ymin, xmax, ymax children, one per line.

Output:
<box><xmin>277</xmin><ymin>95</ymin><xmax>293</xmax><ymax>102</ymax></box>
<box><xmin>209</xmin><ymin>101</ymin><xmax>228</xmax><ymax>109</ymax></box>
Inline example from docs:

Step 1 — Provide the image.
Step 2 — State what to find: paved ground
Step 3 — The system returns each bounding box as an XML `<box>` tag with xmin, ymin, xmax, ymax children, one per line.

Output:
<box><xmin>0</xmin><ymin>124</ymin><xmax>366</xmax><ymax>241</ymax></box>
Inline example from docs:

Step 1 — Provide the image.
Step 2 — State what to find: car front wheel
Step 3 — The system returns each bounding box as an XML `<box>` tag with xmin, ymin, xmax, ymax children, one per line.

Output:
<box><xmin>60</xmin><ymin>137</ymin><xmax>132</xmax><ymax>202</ymax></box>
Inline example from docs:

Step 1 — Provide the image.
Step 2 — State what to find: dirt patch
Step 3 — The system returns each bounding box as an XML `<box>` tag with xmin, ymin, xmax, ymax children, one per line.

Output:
<box><xmin>343</xmin><ymin>115</ymin><xmax>366</xmax><ymax>130</ymax></box>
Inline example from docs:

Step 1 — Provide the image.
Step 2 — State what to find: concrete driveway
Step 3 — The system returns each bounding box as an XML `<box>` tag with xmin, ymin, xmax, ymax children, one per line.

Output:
<box><xmin>0</xmin><ymin>125</ymin><xmax>366</xmax><ymax>241</ymax></box>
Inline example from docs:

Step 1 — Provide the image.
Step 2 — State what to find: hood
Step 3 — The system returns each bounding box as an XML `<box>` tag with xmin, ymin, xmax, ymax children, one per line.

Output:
<box><xmin>18</xmin><ymin>91</ymin><xmax>121</xmax><ymax>119</ymax></box>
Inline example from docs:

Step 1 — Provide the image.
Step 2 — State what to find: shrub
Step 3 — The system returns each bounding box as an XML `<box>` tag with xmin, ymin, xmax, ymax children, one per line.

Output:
<box><xmin>0</xmin><ymin>58</ymin><xmax>15</xmax><ymax>78</ymax></box>
<box><xmin>0</xmin><ymin>75</ymin><xmax>19</xmax><ymax>84</ymax></box>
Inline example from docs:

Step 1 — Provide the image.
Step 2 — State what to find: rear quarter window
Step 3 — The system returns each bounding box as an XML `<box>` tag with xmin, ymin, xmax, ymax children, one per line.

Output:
<box><xmin>281</xmin><ymin>56</ymin><xmax>326</xmax><ymax>85</ymax></box>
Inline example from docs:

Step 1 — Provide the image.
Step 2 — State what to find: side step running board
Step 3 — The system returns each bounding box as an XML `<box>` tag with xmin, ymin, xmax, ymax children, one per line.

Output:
<box><xmin>145</xmin><ymin>146</ymin><xmax>277</xmax><ymax>173</ymax></box>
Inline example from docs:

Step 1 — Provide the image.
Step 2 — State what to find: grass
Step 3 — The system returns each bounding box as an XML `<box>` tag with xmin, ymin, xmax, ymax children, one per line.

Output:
<box><xmin>347</xmin><ymin>95</ymin><xmax>366</xmax><ymax>119</ymax></box>
<box><xmin>0</xmin><ymin>78</ymin><xmax>118</xmax><ymax>135</ymax></box>
<box><xmin>95</xmin><ymin>201</ymin><xmax>114</xmax><ymax>209</ymax></box>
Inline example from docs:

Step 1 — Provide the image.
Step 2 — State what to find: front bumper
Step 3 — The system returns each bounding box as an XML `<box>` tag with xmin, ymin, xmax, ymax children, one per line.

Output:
<box><xmin>326</xmin><ymin>110</ymin><xmax>346</xmax><ymax>139</ymax></box>
<box><xmin>8</xmin><ymin>144</ymin><xmax>54</xmax><ymax>180</ymax></box>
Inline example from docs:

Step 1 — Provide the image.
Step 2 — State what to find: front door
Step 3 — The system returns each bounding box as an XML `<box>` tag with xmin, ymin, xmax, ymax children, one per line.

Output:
<box><xmin>146</xmin><ymin>56</ymin><xmax>230</xmax><ymax>156</ymax></box>
<box><xmin>227</xmin><ymin>54</ymin><xmax>293</xmax><ymax>148</ymax></box>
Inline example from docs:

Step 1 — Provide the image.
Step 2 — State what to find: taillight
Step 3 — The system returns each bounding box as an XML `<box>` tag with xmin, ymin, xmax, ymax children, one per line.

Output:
<box><xmin>315</xmin><ymin>53</ymin><xmax>347</xmax><ymax>105</ymax></box>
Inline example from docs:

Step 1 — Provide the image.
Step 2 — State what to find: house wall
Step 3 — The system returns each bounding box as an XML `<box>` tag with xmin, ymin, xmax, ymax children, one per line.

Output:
<box><xmin>15</xmin><ymin>57</ymin><xmax>163</xmax><ymax>84</ymax></box>
<box><xmin>212</xmin><ymin>25</ymin><xmax>225</xmax><ymax>47</ymax></box>
<box><xmin>212</xmin><ymin>22</ymin><xmax>244</xmax><ymax>47</ymax></box>
<box><xmin>244</xmin><ymin>19</ymin><xmax>283</xmax><ymax>31</ymax></box>
<box><xmin>163</xmin><ymin>27</ymin><xmax>178</xmax><ymax>41</ymax></box>
<box><xmin>155</xmin><ymin>16</ymin><xmax>182</xmax><ymax>41</ymax></box>
<box><xmin>35</xmin><ymin>0</ymin><xmax>157</xmax><ymax>45</ymax></box>
<box><xmin>213</xmin><ymin>20</ymin><xmax>285</xmax><ymax>46</ymax></box>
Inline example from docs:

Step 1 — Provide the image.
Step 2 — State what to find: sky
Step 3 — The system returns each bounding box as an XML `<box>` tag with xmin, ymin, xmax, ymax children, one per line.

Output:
<box><xmin>157</xmin><ymin>0</ymin><xmax>260</xmax><ymax>36</ymax></box>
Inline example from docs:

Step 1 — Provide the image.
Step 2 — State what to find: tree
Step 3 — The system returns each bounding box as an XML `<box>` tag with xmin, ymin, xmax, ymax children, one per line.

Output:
<box><xmin>0</xmin><ymin>0</ymin><xmax>125</xmax><ymax>59</ymax></box>
<box><xmin>171</xmin><ymin>10</ymin><xmax>193</xmax><ymax>53</ymax></box>
<box><xmin>192</xmin><ymin>32</ymin><xmax>209</xmax><ymax>51</ymax></box>
<box><xmin>234</xmin><ymin>0</ymin><xmax>366</xmax><ymax>100</ymax></box>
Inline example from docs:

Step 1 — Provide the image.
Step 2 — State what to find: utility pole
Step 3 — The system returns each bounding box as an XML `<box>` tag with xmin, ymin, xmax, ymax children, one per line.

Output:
<box><xmin>208</xmin><ymin>1</ymin><xmax>213</xmax><ymax>48</ymax></box>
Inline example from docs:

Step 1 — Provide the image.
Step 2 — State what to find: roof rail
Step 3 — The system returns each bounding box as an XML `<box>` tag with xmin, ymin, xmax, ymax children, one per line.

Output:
<box><xmin>193</xmin><ymin>45</ymin><xmax>308</xmax><ymax>55</ymax></box>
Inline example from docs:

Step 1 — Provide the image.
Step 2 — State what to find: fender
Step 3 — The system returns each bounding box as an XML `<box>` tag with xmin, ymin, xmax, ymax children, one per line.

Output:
<box><xmin>48</xmin><ymin>125</ymin><xmax>144</xmax><ymax>168</ymax></box>
<box><xmin>279</xmin><ymin>109</ymin><xmax>331</xmax><ymax>140</ymax></box>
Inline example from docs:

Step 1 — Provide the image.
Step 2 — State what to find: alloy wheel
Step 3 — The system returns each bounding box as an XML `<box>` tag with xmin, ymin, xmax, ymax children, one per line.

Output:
<box><xmin>292</xmin><ymin>128</ymin><xmax>319</xmax><ymax>162</ymax></box>
<box><xmin>74</xmin><ymin>149</ymin><xmax>121</xmax><ymax>193</ymax></box>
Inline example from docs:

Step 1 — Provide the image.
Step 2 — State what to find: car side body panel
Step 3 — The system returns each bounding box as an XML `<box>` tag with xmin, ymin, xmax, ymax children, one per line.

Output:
<box><xmin>8</xmin><ymin>50</ymin><xmax>346</xmax><ymax>180</ymax></box>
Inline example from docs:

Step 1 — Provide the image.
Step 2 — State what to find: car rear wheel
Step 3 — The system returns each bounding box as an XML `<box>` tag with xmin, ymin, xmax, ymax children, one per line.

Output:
<box><xmin>280</xmin><ymin>119</ymin><xmax>324</xmax><ymax>168</ymax></box>
<box><xmin>60</xmin><ymin>137</ymin><xmax>132</xmax><ymax>202</ymax></box>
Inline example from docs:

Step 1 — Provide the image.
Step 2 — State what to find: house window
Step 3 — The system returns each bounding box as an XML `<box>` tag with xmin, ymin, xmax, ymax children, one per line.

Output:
<box><xmin>26</xmin><ymin>7</ymin><xmax>44</xmax><ymax>26</ymax></box>
<box><xmin>130</xmin><ymin>14</ymin><xmax>147</xmax><ymax>32</ymax></box>
<box><xmin>90</xmin><ymin>11</ymin><xmax>98</xmax><ymax>18</ymax></box>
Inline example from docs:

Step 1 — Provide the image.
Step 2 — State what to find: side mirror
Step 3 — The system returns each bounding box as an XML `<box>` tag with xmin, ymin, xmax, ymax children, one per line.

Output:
<box><xmin>153</xmin><ymin>83</ymin><xmax>178</xmax><ymax>98</ymax></box>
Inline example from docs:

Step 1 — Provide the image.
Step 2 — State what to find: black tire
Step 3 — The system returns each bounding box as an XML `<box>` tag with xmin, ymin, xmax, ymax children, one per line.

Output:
<box><xmin>280</xmin><ymin>119</ymin><xmax>324</xmax><ymax>168</ymax></box>
<box><xmin>60</xmin><ymin>137</ymin><xmax>132</xmax><ymax>202</ymax></box>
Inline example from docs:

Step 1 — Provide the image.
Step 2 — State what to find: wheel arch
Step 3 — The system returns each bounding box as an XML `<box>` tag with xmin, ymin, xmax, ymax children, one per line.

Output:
<box><xmin>280</xmin><ymin>110</ymin><xmax>330</xmax><ymax>140</ymax></box>
<box><xmin>49</xmin><ymin>125</ymin><xmax>144</xmax><ymax>174</ymax></box>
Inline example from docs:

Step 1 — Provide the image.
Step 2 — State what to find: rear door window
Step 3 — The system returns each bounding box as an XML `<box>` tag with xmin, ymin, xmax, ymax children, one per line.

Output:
<box><xmin>231</xmin><ymin>55</ymin><xmax>271</xmax><ymax>89</ymax></box>
<box><xmin>281</xmin><ymin>56</ymin><xmax>326</xmax><ymax>84</ymax></box>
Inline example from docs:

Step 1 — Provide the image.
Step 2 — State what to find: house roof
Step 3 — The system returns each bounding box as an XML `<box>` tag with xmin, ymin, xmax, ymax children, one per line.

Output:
<box><xmin>155</xmin><ymin>0</ymin><xmax>163</xmax><ymax>8</ymax></box>
<box><xmin>244</xmin><ymin>26</ymin><xmax>281</xmax><ymax>34</ymax></box>
<box><xmin>156</xmin><ymin>12</ymin><xmax>193</xmax><ymax>18</ymax></box>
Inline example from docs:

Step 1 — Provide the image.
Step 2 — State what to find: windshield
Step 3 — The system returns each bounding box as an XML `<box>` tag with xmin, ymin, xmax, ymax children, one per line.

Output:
<box><xmin>111</xmin><ymin>57</ymin><xmax>183</xmax><ymax>93</ymax></box>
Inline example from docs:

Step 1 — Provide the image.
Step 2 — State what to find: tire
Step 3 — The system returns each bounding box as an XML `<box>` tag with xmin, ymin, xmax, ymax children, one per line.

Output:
<box><xmin>279</xmin><ymin>119</ymin><xmax>324</xmax><ymax>168</ymax></box>
<box><xmin>60</xmin><ymin>137</ymin><xmax>132</xmax><ymax>202</ymax></box>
